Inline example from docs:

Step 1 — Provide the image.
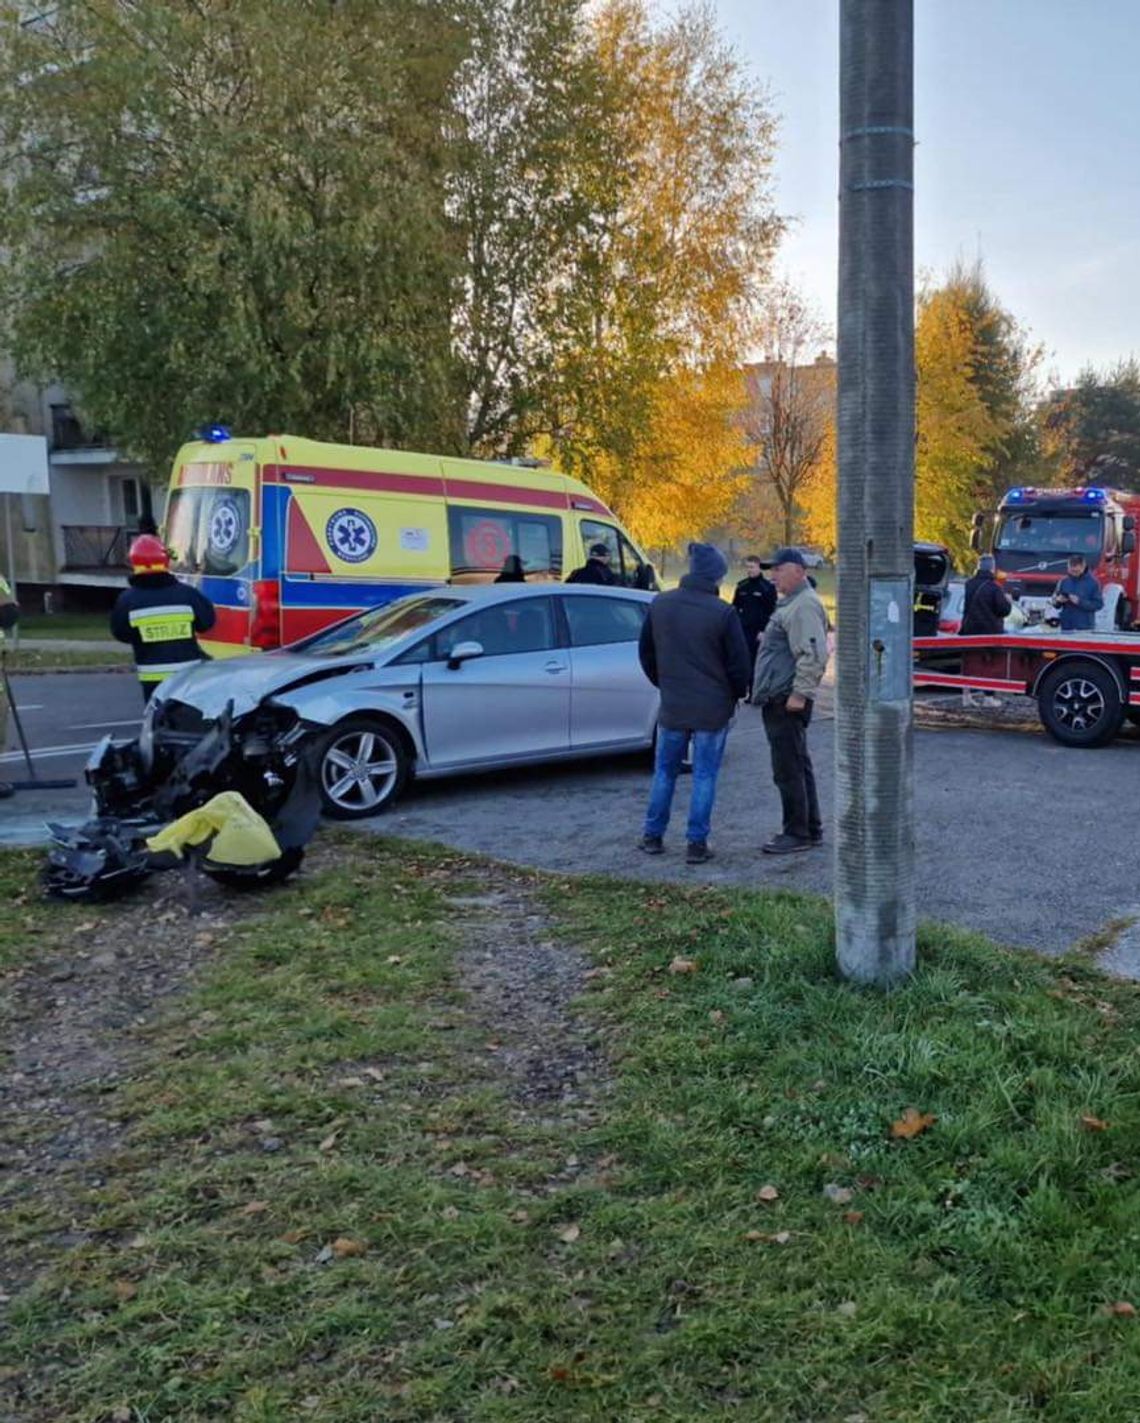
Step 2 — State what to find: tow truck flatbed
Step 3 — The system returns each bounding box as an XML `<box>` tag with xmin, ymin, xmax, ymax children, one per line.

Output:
<box><xmin>913</xmin><ymin>629</ymin><xmax>1140</xmax><ymax>745</ymax></box>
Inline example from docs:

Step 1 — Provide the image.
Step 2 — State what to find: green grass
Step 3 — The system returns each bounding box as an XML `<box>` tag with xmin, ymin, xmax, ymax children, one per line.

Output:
<box><xmin>16</xmin><ymin>612</ymin><xmax>113</xmax><ymax>641</ymax></box>
<box><xmin>1</xmin><ymin>646</ymin><xmax>131</xmax><ymax>671</ymax></box>
<box><xmin>6</xmin><ymin>838</ymin><xmax>1140</xmax><ymax>1420</ymax></box>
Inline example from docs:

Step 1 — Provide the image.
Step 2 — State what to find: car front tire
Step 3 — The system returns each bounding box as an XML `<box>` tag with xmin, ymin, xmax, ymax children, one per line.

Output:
<box><xmin>315</xmin><ymin>716</ymin><xmax>411</xmax><ymax>819</ymax></box>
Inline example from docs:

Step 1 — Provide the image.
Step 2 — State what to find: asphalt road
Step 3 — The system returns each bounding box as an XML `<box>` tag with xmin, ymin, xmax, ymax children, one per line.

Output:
<box><xmin>1</xmin><ymin>670</ymin><xmax>142</xmax><ymax>842</ymax></box>
<box><xmin>4</xmin><ymin>670</ymin><xmax>1139</xmax><ymax>972</ymax></box>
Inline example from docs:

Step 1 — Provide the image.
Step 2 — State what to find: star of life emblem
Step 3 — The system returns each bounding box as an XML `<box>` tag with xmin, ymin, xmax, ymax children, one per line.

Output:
<box><xmin>326</xmin><ymin>507</ymin><xmax>377</xmax><ymax>564</ymax></box>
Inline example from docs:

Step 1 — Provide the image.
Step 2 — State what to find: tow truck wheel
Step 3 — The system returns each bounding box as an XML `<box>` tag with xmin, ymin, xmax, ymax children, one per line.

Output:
<box><xmin>1037</xmin><ymin>660</ymin><xmax>1124</xmax><ymax>748</ymax></box>
<box><xmin>315</xmin><ymin>716</ymin><xmax>411</xmax><ymax>819</ymax></box>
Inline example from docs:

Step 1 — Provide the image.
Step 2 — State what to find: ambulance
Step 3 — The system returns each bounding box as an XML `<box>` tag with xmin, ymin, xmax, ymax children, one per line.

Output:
<box><xmin>162</xmin><ymin>430</ymin><xmax>657</xmax><ymax>656</ymax></box>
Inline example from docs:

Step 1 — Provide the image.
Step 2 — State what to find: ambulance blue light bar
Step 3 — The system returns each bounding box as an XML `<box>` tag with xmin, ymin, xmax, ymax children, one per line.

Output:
<box><xmin>1082</xmin><ymin>486</ymin><xmax>1106</xmax><ymax>502</ymax></box>
<box><xmin>1004</xmin><ymin>487</ymin><xmax>1036</xmax><ymax>502</ymax></box>
<box><xmin>197</xmin><ymin>423</ymin><xmax>231</xmax><ymax>443</ymax></box>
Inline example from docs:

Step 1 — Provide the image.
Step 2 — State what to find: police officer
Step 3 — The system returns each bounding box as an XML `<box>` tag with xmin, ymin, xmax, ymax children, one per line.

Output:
<box><xmin>732</xmin><ymin>555</ymin><xmax>777</xmax><ymax>673</ymax></box>
<box><xmin>110</xmin><ymin>535</ymin><xmax>216</xmax><ymax>701</ymax></box>
<box><xmin>567</xmin><ymin>543</ymin><xmax>618</xmax><ymax>586</ymax></box>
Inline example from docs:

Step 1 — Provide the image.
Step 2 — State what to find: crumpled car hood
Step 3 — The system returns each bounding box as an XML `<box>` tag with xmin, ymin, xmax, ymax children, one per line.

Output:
<box><xmin>155</xmin><ymin>652</ymin><xmax>373</xmax><ymax>720</ymax></box>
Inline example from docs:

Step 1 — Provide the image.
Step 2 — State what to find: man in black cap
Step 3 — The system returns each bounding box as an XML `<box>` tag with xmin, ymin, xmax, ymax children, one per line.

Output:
<box><xmin>732</xmin><ymin>555</ymin><xmax>777</xmax><ymax>675</ymax></box>
<box><xmin>750</xmin><ymin>547</ymin><xmax>829</xmax><ymax>854</ymax></box>
<box><xmin>567</xmin><ymin>542</ymin><xmax>618</xmax><ymax>585</ymax></box>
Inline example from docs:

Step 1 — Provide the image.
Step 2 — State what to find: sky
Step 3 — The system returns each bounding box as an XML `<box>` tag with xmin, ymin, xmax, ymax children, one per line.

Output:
<box><xmin>688</xmin><ymin>0</ymin><xmax>1140</xmax><ymax>385</ymax></box>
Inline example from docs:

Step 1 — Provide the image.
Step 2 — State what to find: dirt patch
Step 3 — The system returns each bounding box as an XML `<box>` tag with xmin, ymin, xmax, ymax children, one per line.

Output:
<box><xmin>447</xmin><ymin>881</ymin><xmax>608</xmax><ymax>1119</ymax></box>
<box><xmin>0</xmin><ymin>843</ymin><xmax>336</xmax><ymax>1298</ymax></box>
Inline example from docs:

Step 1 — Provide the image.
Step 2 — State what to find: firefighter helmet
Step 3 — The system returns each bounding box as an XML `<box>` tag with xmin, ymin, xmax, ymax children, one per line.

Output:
<box><xmin>128</xmin><ymin>534</ymin><xmax>171</xmax><ymax>572</ymax></box>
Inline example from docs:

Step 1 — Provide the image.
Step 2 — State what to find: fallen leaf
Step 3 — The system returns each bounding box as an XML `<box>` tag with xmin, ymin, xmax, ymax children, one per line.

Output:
<box><xmin>669</xmin><ymin>956</ymin><xmax>698</xmax><ymax>975</ymax></box>
<box><xmin>709</xmin><ymin>1009</ymin><xmax>726</xmax><ymax>1024</ymax></box>
<box><xmin>743</xmin><ymin>1229</ymin><xmax>791</xmax><ymax>1244</ymax></box>
<box><xmin>755</xmin><ymin>1184</ymin><xmax>780</xmax><ymax>1203</ymax></box>
<box><xmin>239</xmin><ymin>1200</ymin><xmax>269</xmax><ymax>1217</ymax></box>
<box><xmin>337</xmin><ymin>1076</ymin><xmax>365</xmax><ymax>1088</ymax></box>
<box><xmin>890</xmin><ymin>1107</ymin><xmax>937</xmax><ymax>1140</ymax></box>
<box><xmin>510</xmin><ymin>1209</ymin><xmax>530</xmax><ymax>1224</ymax></box>
<box><xmin>319</xmin><ymin>1130</ymin><xmax>341</xmax><ymax>1153</ymax></box>
<box><xmin>113</xmin><ymin>1280</ymin><xmax>137</xmax><ymax>1302</ymax></box>
<box><xmin>386</xmin><ymin>955</ymin><xmax>403</xmax><ymax>965</ymax></box>
<box><xmin>331</xmin><ymin>1237</ymin><xmax>366</xmax><ymax>1258</ymax></box>
<box><xmin>556</xmin><ymin>1222</ymin><xmax>581</xmax><ymax>1244</ymax></box>
<box><xmin>279</xmin><ymin>1229</ymin><xmax>307</xmax><ymax>1244</ymax></box>
<box><xmin>441</xmin><ymin>1205</ymin><xmax>460</xmax><ymax>1221</ymax></box>
<box><xmin>836</xmin><ymin>1300</ymin><xmax>858</xmax><ymax>1318</ymax></box>
<box><xmin>1104</xmin><ymin>1300</ymin><xmax>1137</xmax><ymax>1317</ymax></box>
<box><xmin>823</xmin><ymin>1183</ymin><xmax>854</xmax><ymax>1205</ymax></box>
<box><xmin>448</xmin><ymin>1161</ymin><xmax>470</xmax><ymax>1178</ymax></box>
<box><xmin>842</xmin><ymin>1210</ymin><xmax>865</xmax><ymax>1225</ymax></box>
<box><xmin>1081</xmin><ymin>1114</ymin><xmax>1110</xmax><ymax>1132</ymax></box>
<box><xmin>111</xmin><ymin>1409</ymin><xmax>132</xmax><ymax>1423</ymax></box>
<box><xmin>433</xmin><ymin>1317</ymin><xmax>454</xmax><ymax>1330</ymax></box>
<box><xmin>362</xmin><ymin>1067</ymin><xmax>385</xmax><ymax>1082</ymax></box>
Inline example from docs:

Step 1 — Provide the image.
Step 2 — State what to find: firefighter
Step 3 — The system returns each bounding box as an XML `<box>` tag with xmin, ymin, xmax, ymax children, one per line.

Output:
<box><xmin>110</xmin><ymin>535</ymin><xmax>216</xmax><ymax>701</ymax></box>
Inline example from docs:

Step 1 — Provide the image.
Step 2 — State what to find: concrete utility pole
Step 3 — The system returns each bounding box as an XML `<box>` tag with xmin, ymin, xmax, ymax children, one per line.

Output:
<box><xmin>835</xmin><ymin>0</ymin><xmax>916</xmax><ymax>985</ymax></box>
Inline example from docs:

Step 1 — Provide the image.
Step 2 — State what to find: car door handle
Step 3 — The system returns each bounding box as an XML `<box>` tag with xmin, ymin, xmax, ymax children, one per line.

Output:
<box><xmin>543</xmin><ymin>660</ymin><xmax>567</xmax><ymax>674</ymax></box>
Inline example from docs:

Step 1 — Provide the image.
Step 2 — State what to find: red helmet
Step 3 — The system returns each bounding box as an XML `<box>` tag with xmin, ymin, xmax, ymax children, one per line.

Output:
<box><xmin>128</xmin><ymin>534</ymin><xmax>171</xmax><ymax>572</ymax></box>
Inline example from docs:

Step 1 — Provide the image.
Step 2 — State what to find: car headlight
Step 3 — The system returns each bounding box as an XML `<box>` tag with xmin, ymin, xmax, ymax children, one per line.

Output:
<box><xmin>138</xmin><ymin>697</ymin><xmax>156</xmax><ymax>764</ymax></box>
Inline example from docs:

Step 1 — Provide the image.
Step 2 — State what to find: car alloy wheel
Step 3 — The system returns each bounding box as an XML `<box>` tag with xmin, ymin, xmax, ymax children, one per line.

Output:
<box><xmin>317</xmin><ymin>718</ymin><xmax>408</xmax><ymax>818</ymax></box>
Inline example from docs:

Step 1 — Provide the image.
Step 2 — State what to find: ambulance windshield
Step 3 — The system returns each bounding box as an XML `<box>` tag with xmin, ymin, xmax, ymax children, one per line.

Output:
<box><xmin>166</xmin><ymin>487</ymin><xmax>251</xmax><ymax>578</ymax></box>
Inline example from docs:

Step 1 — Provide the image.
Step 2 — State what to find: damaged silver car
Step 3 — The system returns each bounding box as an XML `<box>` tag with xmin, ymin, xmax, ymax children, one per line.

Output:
<box><xmin>147</xmin><ymin>584</ymin><xmax>659</xmax><ymax>819</ymax></box>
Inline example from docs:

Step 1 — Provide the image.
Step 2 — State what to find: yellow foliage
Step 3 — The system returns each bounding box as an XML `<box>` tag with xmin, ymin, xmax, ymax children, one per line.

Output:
<box><xmin>915</xmin><ymin>286</ymin><xmax>1003</xmax><ymax>565</ymax></box>
<box><xmin>798</xmin><ymin>417</ymin><xmax>838</xmax><ymax>557</ymax></box>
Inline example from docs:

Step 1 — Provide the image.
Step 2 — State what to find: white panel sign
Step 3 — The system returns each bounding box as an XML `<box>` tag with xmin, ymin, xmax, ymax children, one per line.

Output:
<box><xmin>0</xmin><ymin>434</ymin><xmax>50</xmax><ymax>495</ymax></box>
<box><xmin>400</xmin><ymin>526</ymin><xmax>430</xmax><ymax>552</ymax></box>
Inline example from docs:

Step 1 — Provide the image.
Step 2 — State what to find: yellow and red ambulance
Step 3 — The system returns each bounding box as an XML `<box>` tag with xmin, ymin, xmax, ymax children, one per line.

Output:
<box><xmin>162</xmin><ymin>430</ymin><xmax>655</xmax><ymax>656</ymax></box>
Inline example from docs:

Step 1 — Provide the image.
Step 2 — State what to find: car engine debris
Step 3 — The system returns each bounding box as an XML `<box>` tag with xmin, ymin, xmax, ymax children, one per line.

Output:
<box><xmin>42</xmin><ymin>698</ymin><xmax>321</xmax><ymax>903</ymax></box>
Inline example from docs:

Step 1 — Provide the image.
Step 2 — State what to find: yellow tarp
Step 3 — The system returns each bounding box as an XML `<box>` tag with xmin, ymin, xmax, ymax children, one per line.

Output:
<box><xmin>147</xmin><ymin>791</ymin><xmax>281</xmax><ymax>868</ymax></box>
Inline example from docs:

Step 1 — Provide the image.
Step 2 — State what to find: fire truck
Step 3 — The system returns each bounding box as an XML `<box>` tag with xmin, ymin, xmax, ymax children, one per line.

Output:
<box><xmin>913</xmin><ymin>485</ymin><xmax>1140</xmax><ymax>747</ymax></box>
<box><xmin>970</xmin><ymin>484</ymin><xmax>1140</xmax><ymax>629</ymax></box>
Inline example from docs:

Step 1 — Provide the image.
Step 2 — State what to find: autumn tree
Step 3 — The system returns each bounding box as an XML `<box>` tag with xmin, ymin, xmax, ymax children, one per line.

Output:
<box><xmin>941</xmin><ymin>261</ymin><xmax>1044</xmax><ymax>508</ymax></box>
<box><xmin>451</xmin><ymin>0</ymin><xmax>595</xmax><ymax>454</ymax></box>
<box><xmin>1041</xmin><ymin>359</ymin><xmax>1140</xmax><ymax>486</ymax></box>
<box><xmin>0</xmin><ymin>0</ymin><xmax>466</xmax><ymax>472</ymax></box>
<box><xmin>740</xmin><ymin>284</ymin><xmax>835</xmax><ymax>547</ymax></box>
<box><xmin>543</xmin><ymin>0</ymin><xmax>783</xmax><ymax>538</ymax></box>
<box><xmin>914</xmin><ymin>283</ymin><xmax>1003</xmax><ymax>563</ymax></box>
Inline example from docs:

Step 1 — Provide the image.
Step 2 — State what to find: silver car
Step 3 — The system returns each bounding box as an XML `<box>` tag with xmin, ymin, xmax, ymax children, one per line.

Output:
<box><xmin>147</xmin><ymin>584</ymin><xmax>659</xmax><ymax>818</ymax></box>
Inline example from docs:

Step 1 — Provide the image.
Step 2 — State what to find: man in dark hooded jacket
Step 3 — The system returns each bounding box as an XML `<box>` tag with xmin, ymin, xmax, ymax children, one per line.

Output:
<box><xmin>637</xmin><ymin>541</ymin><xmax>750</xmax><ymax>864</ymax></box>
<box><xmin>959</xmin><ymin>554</ymin><xmax>1011</xmax><ymax>635</ymax></box>
<box><xmin>110</xmin><ymin>535</ymin><xmax>216</xmax><ymax>701</ymax></box>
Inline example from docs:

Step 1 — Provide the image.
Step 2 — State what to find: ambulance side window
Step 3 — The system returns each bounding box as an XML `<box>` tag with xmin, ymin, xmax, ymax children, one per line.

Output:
<box><xmin>447</xmin><ymin>504</ymin><xmax>563</xmax><ymax>582</ymax></box>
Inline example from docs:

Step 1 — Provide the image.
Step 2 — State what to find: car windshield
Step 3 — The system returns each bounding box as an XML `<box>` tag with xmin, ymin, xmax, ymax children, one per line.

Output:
<box><xmin>291</xmin><ymin>596</ymin><xmax>464</xmax><ymax>658</ymax></box>
<box><xmin>995</xmin><ymin>512</ymin><xmax>1103</xmax><ymax>558</ymax></box>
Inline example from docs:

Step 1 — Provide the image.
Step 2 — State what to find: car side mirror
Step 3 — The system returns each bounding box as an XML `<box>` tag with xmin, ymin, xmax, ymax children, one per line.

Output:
<box><xmin>969</xmin><ymin>528</ymin><xmax>982</xmax><ymax>552</ymax></box>
<box><xmin>0</xmin><ymin>602</ymin><xmax>18</xmax><ymax>631</ymax></box>
<box><xmin>1123</xmin><ymin>531</ymin><xmax>1136</xmax><ymax>555</ymax></box>
<box><xmin>446</xmin><ymin>640</ymin><xmax>484</xmax><ymax>670</ymax></box>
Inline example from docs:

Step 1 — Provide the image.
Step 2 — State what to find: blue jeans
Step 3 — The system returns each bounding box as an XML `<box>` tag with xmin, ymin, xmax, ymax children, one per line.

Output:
<box><xmin>644</xmin><ymin>725</ymin><xmax>729</xmax><ymax>845</ymax></box>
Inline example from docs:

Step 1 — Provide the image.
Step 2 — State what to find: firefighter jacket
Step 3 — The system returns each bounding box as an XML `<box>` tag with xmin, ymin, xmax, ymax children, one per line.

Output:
<box><xmin>110</xmin><ymin>572</ymin><xmax>216</xmax><ymax>687</ymax></box>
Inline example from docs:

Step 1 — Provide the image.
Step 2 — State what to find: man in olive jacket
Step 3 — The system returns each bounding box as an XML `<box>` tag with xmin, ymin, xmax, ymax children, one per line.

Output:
<box><xmin>751</xmin><ymin>548</ymin><xmax>829</xmax><ymax>854</ymax></box>
<box><xmin>638</xmin><ymin>542</ymin><xmax>751</xmax><ymax>864</ymax></box>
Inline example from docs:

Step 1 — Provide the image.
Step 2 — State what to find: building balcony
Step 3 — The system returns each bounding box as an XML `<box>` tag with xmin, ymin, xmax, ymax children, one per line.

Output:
<box><xmin>61</xmin><ymin>524</ymin><xmax>131</xmax><ymax>571</ymax></box>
